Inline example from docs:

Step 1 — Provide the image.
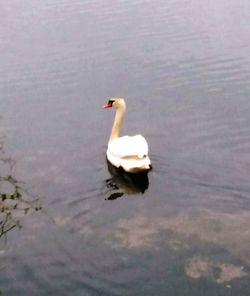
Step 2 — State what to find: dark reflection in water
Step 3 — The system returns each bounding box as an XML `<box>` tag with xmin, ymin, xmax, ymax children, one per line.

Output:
<box><xmin>0</xmin><ymin>135</ymin><xmax>42</xmax><ymax>240</ymax></box>
<box><xmin>105</xmin><ymin>160</ymin><xmax>149</xmax><ymax>200</ymax></box>
<box><xmin>0</xmin><ymin>175</ymin><xmax>42</xmax><ymax>238</ymax></box>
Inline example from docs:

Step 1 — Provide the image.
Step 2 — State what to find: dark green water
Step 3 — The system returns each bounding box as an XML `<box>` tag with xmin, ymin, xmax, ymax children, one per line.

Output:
<box><xmin>1</xmin><ymin>0</ymin><xmax>250</xmax><ymax>295</ymax></box>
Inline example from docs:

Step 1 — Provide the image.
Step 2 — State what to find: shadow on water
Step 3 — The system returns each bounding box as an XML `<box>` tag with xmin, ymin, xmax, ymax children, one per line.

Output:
<box><xmin>0</xmin><ymin>132</ymin><xmax>42</xmax><ymax>240</ymax></box>
<box><xmin>105</xmin><ymin>160</ymin><xmax>149</xmax><ymax>200</ymax></box>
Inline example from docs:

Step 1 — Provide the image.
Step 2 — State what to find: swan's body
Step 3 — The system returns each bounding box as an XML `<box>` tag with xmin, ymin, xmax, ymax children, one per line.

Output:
<box><xmin>103</xmin><ymin>98</ymin><xmax>151</xmax><ymax>173</ymax></box>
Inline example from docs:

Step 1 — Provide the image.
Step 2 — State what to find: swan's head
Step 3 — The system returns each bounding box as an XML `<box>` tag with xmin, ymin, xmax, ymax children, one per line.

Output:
<box><xmin>103</xmin><ymin>98</ymin><xmax>126</xmax><ymax>110</ymax></box>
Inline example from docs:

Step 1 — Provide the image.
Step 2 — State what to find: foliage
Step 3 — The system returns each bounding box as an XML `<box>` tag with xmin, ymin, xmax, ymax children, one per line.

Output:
<box><xmin>0</xmin><ymin>136</ymin><xmax>42</xmax><ymax>239</ymax></box>
<box><xmin>0</xmin><ymin>175</ymin><xmax>42</xmax><ymax>238</ymax></box>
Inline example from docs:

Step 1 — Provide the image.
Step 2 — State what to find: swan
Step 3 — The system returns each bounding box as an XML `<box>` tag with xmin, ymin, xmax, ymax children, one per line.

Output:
<box><xmin>103</xmin><ymin>98</ymin><xmax>151</xmax><ymax>173</ymax></box>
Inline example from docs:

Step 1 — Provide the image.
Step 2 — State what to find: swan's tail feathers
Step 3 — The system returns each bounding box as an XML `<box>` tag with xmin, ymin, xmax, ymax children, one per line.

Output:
<box><xmin>120</xmin><ymin>156</ymin><xmax>151</xmax><ymax>173</ymax></box>
<box><xmin>107</xmin><ymin>151</ymin><xmax>151</xmax><ymax>173</ymax></box>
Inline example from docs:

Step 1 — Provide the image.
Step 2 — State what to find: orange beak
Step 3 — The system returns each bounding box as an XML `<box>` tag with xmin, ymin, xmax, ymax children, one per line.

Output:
<box><xmin>103</xmin><ymin>102</ymin><xmax>112</xmax><ymax>108</ymax></box>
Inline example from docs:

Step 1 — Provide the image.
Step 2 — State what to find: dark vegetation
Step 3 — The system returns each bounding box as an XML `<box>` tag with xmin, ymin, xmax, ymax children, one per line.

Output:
<box><xmin>0</xmin><ymin>136</ymin><xmax>41</xmax><ymax>239</ymax></box>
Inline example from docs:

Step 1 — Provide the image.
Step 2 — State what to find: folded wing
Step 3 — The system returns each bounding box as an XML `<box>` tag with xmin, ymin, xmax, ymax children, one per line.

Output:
<box><xmin>108</xmin><ymin>135</ymin><xmax>148</xmax><ymax>159</ymax></box>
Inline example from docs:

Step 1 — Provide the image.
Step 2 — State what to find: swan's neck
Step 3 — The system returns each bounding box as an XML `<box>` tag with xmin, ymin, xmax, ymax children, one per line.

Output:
<box><xmin>109</xmin><ymin>106</ymin><xmax>126</xmax><ymax>144</ymax></box>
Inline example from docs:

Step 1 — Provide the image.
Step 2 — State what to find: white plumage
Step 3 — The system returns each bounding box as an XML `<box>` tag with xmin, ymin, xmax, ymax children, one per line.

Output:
<box><xmin>103</xmin><ymin>98</ymin><xmax>151</xmax><ymax>173</ymax></box>
<box><xmin>108</xmin><ymin>135</ymin><xmax>148</xmax><ymax>158</ymax></box>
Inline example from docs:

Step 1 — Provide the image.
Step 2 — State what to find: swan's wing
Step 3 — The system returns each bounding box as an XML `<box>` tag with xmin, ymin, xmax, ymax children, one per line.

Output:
<box><xmin>108</xmin><ymin>135</ymin><xmax>148</xmax><ymax>159</ymax></box>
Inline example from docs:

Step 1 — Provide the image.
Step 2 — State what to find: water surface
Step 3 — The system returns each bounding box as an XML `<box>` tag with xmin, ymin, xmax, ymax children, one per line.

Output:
<box><xmin>1</xmin><ymin>0</ymin><xmax>250</xmax><ymax>295</ymax></box>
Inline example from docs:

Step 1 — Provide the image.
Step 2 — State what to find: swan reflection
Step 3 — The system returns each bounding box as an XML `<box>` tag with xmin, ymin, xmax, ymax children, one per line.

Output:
<box><xmin>105</xmin><ymin>160</ymin><xmax>149</xmax><ymax>200</ymax></box>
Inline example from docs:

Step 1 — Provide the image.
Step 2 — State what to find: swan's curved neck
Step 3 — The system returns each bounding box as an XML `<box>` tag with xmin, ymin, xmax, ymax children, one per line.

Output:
<box><xmin>109</xmin><ymin>105</ymin><xmax>126</xmax><ymax>144</ymax></box>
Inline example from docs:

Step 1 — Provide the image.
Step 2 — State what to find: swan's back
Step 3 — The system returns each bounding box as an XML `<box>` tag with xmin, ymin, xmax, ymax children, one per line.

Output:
<box><xmin>108</xmin><ymin>135</ymin><xmax>148</xmax><ymax>158</ymax></box>
<box><xmin>107</xmin><ymin>135</ymin><xmax>151</xmax><ymax>173</ymax></box>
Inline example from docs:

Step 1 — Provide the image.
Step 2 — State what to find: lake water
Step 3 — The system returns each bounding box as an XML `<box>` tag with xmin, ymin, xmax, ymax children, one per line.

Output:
<box><xmin>1</xmin><ymin>0</ymin><xmax>250</xmax><ymax>295</ymax></box>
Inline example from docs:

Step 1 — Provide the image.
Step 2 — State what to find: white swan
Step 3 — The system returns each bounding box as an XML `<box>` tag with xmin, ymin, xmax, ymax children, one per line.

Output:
<box><xmin>103</xmin><ymin>98</ymin><xmax>151</xmax><ymax>173</ymax></box>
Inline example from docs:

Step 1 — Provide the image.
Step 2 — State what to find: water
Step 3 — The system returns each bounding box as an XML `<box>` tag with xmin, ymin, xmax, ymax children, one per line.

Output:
<box><xmin>1</xmin><ymin>0</ymin><xmax>250</xmax><ymax>295</ymax></box>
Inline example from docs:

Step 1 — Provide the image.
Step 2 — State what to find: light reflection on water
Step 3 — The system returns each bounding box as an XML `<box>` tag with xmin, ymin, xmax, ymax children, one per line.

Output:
<box><xmin>1</xmin><ymin>0</ymin><xmax>250</xmax><ymax>295</ymax></box>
